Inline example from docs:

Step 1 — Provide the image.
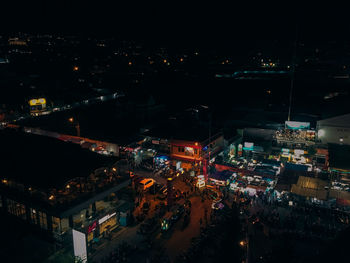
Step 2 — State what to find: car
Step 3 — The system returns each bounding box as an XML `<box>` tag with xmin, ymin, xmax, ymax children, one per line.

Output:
<box><xmin>139</xmin><ymin>178</ymin><xmax>156</xmax><ymax>190</ymax></box>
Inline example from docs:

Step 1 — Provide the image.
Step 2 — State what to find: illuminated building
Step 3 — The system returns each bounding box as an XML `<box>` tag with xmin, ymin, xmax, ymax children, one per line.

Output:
<box><xmin>317</xmin><ymin>113</ymin><xmax>350</xmax><ymax>146</ymax></box>
<box><xmin>28</xmin><ymin>98</ymin><xmax>48</xmax><ymax>116</ymax></box>
<box><xmin>0</xmin><ymin>129</ymin><xmax>130</xmax><ymax>250</ymax></box>
<box><xmin>142</xmin><ymin>117</ymin><xmax>224</xmax><ymax>177</ymax></box>
<box><xmin>8</xmin><ymin>37</ymin><xmax>27</xmax><ymax>46</ymax></box>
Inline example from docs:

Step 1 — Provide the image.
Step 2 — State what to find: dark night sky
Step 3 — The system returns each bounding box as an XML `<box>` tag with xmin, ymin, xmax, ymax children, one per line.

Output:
<box><xmin>1</xmin><ymin>1</ymin><xmax>349</xmax><ymax>44</ymax></box>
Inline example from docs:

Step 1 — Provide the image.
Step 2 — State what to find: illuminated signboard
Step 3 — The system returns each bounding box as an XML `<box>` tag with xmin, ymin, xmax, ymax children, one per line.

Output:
<box><xmin>98</xmin><ymin>212</ymin><xmax>117</xmax><ymax>225</ymax></box>
<box><xmin>72</xmin><ymin>229</ymin><xmax>87</xmax><ymax>263</ymax></box>
<box><xmin>294</xmin><ymin>149</ymin><xmax>305</xmax><ymax>156</ymax></box>
<box><xmin>281</xmin><ymin>148</ymin><xmax>290</xmax><ymax>153</ymax></box>
<box><xmin>238</xmin><ymin>144</ymin><xmax>243</xmax><ymax>156</ymax></box>
<box><xmin>285</xmin><ymin>121</ymin><xmax>310</xmax><ymax>130</ymax></box>
<box><xmin>29</xmin><ymin>98</ymin><xmax>46</xmax><ymax>106</ymax></box>
<box><xmin>185</xmin><ymin>147</ymin><xmax>194</xmax><ymax>156</ymax></box>
<box><xmin>243</xmin><ymin>142</ymin><xmax>254</xmax><ymax>151</ymax></box>
<box><xmin>87</xmin><ymin>221</ymin><xmax>97</xmax><ymax>234</ymax></box>
<box><xmin>197</xmin><ymin>175</ymin><xmax>205</xmax><ymax>188</ymax></box>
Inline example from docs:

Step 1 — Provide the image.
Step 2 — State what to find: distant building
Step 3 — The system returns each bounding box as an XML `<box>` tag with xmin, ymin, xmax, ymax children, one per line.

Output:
<box><xmin>317</xmin><ymin>113</ymin><xmax>350</xmax><ymax>145</ymax></box>
<box><xmin>28</xmin><ymin>98</ymin><xmax>49</xmax><ymax>116</ymax></box>
<box><xmin>8</xmin><ymin>37</ymin><xmax>27</xmax><ymax>46</ymax></box>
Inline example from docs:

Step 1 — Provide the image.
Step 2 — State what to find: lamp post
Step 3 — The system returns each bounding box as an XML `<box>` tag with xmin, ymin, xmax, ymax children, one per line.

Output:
<box><xmin>68</xmin><ymin>117</ymin><xmax>80</xmax><ymax>137</ymax></box>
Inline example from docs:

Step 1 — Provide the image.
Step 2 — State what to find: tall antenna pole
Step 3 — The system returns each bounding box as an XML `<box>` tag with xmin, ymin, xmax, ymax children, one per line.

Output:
<box><xmin>288</xmin><ymin>23</ymin><xmax>298</xmax><ymax>121</ymax></box>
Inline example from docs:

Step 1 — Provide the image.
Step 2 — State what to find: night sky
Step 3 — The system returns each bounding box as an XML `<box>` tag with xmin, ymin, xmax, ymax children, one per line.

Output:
<box><xmin>2</xmin><ymin>2</ymin><xmax>349</xmax><ymax>45</ymax></box>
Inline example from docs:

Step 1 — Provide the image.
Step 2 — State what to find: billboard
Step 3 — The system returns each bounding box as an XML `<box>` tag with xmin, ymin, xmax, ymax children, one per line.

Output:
<box><xmin>72</xmin><ymin>229</ymin><xmax>87</xmax><ymax>263</ymax></box>
<box><xmin>238</xmin><ymin>144</ymin><xmax>243</xmax><ymax>156</ymax></box>
<box><xmin>285</xmin><ymin>121</ymin><xmax>310</xmax><ymax>130</ymax></box>
<box><xmin>243</xmin><ymin>142</ymin><xmax>254</xmax><ymax>151</ymax></box>
<box><xmin>29</xmin><ymin>98</ymin><xmax>46</xmax><ymax>107</ymax></box>
<box><xmin>294</xmin><ymin>149</ymin><xmax>305</xmax><ymax>156</ymax></box>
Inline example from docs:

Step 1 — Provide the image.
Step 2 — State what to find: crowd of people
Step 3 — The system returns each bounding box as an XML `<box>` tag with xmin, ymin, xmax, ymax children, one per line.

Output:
<box><xmin>237</xmin><ymin>189</ymin><xmax>350</xmax><ymax>245</ymax></box>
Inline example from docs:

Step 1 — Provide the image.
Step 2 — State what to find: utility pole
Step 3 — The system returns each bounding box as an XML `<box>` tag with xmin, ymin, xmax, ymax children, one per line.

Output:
<box><xmin>68</xmin><ymin>117</ymin><xmax>80</xmax><ymax>137</ymax></box>
<box><xmin>76</xmin><ymin>122</ymin><xmax>81</xmax><ymax>137</ymax></box>
<box><xmin>288</xmin><ymin>23</ymin><xmax>298</xmax><ymax>122</ymax></box>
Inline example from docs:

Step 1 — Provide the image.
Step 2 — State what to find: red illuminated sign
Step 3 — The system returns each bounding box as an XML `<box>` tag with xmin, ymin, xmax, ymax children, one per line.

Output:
<box><xmin>88</xmin><ymin>221</ymin><xmax>97</xmax><ymax>234</ymax></box>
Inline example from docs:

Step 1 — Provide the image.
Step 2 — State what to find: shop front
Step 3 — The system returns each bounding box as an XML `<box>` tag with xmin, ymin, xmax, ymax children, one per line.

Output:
<box><xmin>85</xmin><ymin>210</ymin><xmax>119</xmax><ymax>249</ymax></box>
<box><xmin>154</xmin><ymin>155</ymin><xmax>170</xmax><ymax>170</ymax></box>
<box><xmin>98</xmin><ymin>212</ymin><xmax>118</xmax><ymax>237</ymax></box>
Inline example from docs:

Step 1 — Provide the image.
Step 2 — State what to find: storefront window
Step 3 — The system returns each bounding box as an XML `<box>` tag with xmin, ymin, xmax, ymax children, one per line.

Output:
<box><xmin>38</xmin><ymin>211</ymin><xmax>48</xmax><ymax>230</ymax></box>
<box><xmin>6</xmin><ymin>199</ymin><xmax>26</xmax><ymax>220</ymax></box>
<box><xmin>99</xmin><ymin>213</ymin><xmax>118</xmax><ymax>236</ymax></box>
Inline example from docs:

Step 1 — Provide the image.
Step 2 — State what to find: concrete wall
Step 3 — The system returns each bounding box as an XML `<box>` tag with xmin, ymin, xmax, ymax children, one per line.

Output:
<box><xmin>316</xmin><ymin>125</ymin><xmax>350</xmax><ymax>145</ymax></box>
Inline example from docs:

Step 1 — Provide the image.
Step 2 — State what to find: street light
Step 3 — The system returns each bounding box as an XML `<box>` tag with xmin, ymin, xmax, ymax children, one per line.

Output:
<box><xmin>68</xmin><ymin>117</ymin><xmax>80</xmax><ymax>137</ymax></box>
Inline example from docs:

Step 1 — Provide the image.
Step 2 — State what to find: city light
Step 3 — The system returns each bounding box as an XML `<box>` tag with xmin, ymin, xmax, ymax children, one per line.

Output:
<box><xmin>73</xmin><ymin>66</ymin><xmax>79</xmax><ymax>71</ymax></box>
<box><xmin>69</xmin><ymin>117</ymin><xmax>74</xmax><ymax>123</ymax></box>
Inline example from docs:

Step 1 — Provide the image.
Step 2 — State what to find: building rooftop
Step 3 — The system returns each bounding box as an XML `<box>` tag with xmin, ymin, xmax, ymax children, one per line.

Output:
<box><xmin>0</xmin><ymin>128</ymin><xmax>115</xmax><ymax>190</ymax></box>
<box><xmin>291</xmin><ymin>176</ymin><xmax>329</xmax><ymax>200</ymax></box>
<box><xmin>143</xmin><ymin>119</ymin><xmax>222</xmax><ymax>144</ymax></box>
<box><xmin>328</xmin><ymin>143</ymin><xmax>350</xmax><ymax>170</ymax></box>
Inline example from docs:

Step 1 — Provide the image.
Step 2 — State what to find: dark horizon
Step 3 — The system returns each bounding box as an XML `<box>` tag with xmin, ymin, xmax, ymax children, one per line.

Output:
<box><xmin>2</xmin><ymin>2</ymin><xmax>350</xmax><ymax>45</ymax></box>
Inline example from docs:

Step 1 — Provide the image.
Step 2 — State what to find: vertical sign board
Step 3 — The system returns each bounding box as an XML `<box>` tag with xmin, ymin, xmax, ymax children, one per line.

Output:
<box><xmin>238</xmin><ymin>144</ymin><xmax>243</xmax><ymax>157</ymax></box>
<box><xmin>73</xmin><ymin>229</ymin><xmax>87</xmax><ymax>263</ymax></box>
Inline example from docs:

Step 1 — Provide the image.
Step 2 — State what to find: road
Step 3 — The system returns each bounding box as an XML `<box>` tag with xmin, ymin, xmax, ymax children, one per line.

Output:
<box><xmin>90</xmin><ymin>169</ymin><xmax>213</xmax><ymax>263</ymax></box>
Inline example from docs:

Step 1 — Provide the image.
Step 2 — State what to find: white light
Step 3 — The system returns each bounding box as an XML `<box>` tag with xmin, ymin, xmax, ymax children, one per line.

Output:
<box><xmin>317</xmin><ymin>129</ymin><xmax>325</xmax><ymax>138</ymax></box>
